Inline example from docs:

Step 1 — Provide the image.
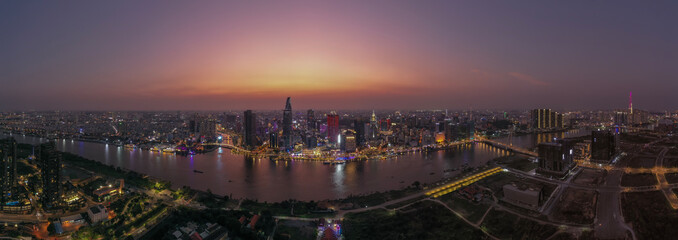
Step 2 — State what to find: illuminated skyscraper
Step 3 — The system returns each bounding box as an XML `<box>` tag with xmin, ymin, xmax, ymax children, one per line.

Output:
<box><xmin>531</xmin><ymin>109</ymin><xmax>564</xmax><ymax>129</ymax></box>
<box><xmin>0</xmin><ymin>137</ymin><xmax>17</xmax><ymax>208</ymax></box>
<box><xmin>307</xmin><ymin>109</ymin><xmax>315</xmax><ymax>130</ymax></box>
<box><xmin>244</xmin><ymin>110</ymin><xmax>257</xmax><ymax>149</ymax></box>
<box><xmin>282</xmin><ymin>97</ymin><xmax>293</xmax><ymax>149</ymax></box>
<box><xmin>370</xmin><ymin>110</ymin><xmax>377</xmax><ymax>125</ymax></box>
<box><xmin>327</xmin><ymin>112</ymin><xmax>340</xmax><ymax>145</ymax></box>
<box><xmin>39</xmin><ymin>141</ymin><xmax>62</xmax><ymax>209</ymax></box>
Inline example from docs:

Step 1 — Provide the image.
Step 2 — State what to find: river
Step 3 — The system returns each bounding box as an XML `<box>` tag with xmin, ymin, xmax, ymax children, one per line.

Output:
<box><xmin>2</xmin><ymin>129</ymin><xmax>589</xmax><ymax>201</ymax></box>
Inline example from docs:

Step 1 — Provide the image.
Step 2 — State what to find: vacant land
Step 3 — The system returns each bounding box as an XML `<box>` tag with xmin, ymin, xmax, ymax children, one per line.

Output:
<box><xmin>620</xmin><ymin>133</ymin><xmax>656</xmax><ymax>145</ymax></box>
<box><xmin>494</xmin><ymin>155</ymin><xmax>537</xmax><ymax>172</ymax></box>
<box><xmin>438</xmin><ymin>193</ymin><xmax>491</xmax><ymax>224</ymax></box>
<box><xmin>627</xmin><ymin>156</ymin><xmax>657</xmax><ymax>169</ymax></box>
<box><xmin>478</xmin><ymin>172</ymin><xmax>557</xmax><ymax>202</ymax></box>
<box><xmin>666</xmin><ymin>173</ymin><xmax>678</xmax><ymax>184</ymax></box>
<box><xmin>550</xmin><ymin>188</ymin><xmax>597</xmax><ymax>224</ymax></box>
<box><xmin>343</xmin><ymin>201</ymin><xmax>485</xmax><ymax>240</ymax></box>
<box><xmin>547</xmin><ymin>231</ymin><xmax>596</xmax><ymax>240</ymax></box>
<box><xmin>573</xmin><ymin>169</ymin><xmax>607</xmax><ymax>186</ymax></box>
<box><xmin>668</xmin><ymin>148</ymin><xmax>678</xmax><ymax>158</ymax></box>
<box><xmin>621</xmin><ymin>173</ymin><xmax>658</xmax><ymax>187</ymax></box>
<box><xmin>480</xmin><ymin>209</ymin><xmax>558</xmax><ymax>240</ymax></box>
<box><xmin>622</xmin><ymin>191</ymin><xmax>678</xmax><ymax>240</ymax></box>
<box><xmin>662</xmin><ymin>157</ymin><xmax>678</xmax><ymax>168</ymax></box>
<box><xmin>273</xmin><ymin>220</ymin><xmax>317</xmax><ymax>240</ymax></box>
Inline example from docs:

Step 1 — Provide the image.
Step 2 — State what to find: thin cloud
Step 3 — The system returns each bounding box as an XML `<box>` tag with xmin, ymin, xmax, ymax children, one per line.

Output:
<box><xmin>508</xmin><ymin>72</ymin><xmax>550</xmax><ymax>86</ymax></box>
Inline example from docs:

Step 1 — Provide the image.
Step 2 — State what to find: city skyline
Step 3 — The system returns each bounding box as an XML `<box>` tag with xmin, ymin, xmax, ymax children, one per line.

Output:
<box><xmin>2</xmin><ymin>1</ymin><xmax>677</xmax><ymax>111</ymax></box>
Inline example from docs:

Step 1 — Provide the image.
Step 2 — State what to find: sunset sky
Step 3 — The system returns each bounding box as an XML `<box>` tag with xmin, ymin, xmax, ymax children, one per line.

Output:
<box><xmin>1</xmin><ymin>1</ymin><xmax>677</xmax><ymax>111</ymax></box>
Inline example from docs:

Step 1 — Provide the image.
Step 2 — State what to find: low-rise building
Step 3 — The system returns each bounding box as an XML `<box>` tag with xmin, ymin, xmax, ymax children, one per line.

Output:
<box><xmin>502</xmin><ymin>184</ymin><xmax>543</xmax><ymax>209</ymax></box>
<box><xmin>87</xmin><ymin>205</ymin><xmax>108</xmax><ymax>224</ymax></box>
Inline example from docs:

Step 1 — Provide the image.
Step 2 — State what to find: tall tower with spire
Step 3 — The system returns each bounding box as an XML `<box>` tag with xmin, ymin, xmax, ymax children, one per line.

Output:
<box><xmin>629</xmin><ymin>91</ymin><xmax>633</xmax><ymax>114</ymax></box>
<box><xmin>282</xmin><ymin>97</ymin><xmax>293</xmax><ymax>150</ymax></box>
<box><xmin>370</xmin><ymin>110</ymin><xmax>377</xmax><ymax>125</ymax></box>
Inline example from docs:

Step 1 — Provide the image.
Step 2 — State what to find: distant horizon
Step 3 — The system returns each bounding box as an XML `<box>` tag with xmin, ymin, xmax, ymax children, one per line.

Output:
<box><xmin>2</xmin><ymin>1</ymin><xmax>677</xmax><ymax>111</ymax></box>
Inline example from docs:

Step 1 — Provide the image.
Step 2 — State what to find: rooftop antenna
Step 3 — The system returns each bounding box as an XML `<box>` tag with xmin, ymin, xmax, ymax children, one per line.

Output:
<box><xmin>629</xmin><ymin>91</ymin><xmax>633</xmax><ymax>114</ymax></box>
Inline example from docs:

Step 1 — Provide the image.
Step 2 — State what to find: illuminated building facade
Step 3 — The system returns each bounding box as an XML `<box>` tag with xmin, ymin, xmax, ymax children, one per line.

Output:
<box><xmin>0</xmin><ymin>137</ymin><xmax>17</xmax><ymax>208</ymax></box>
<box><xmin>39</xmin><ymin>141</ymin><xmax>62</xmax><ymax>209</ymax></box>
<box><xmin>307</xmin><ymin>109</ymin><xmax>315</xmax><ymax>130</ymax></box>
<box><xmin>327</xmin><ymin>113</ymin><xmax>339</xmax><ymax>144</ymax></box>
<box><xmin>531</xmin><ymin>109</ymin><xmax>564</xmax><ymax>129</ymax></box>
<box><xmin>282</xmin><ymin>97</ymin><xmax>293</xmax><ymax>149</ymax></box>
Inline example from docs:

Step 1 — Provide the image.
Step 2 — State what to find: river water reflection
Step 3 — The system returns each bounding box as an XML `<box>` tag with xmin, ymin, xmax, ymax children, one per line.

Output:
<box><xmin>2</xmin><ymin>129</ymin><xmax>588</xmax><ymax>201</ymax></box>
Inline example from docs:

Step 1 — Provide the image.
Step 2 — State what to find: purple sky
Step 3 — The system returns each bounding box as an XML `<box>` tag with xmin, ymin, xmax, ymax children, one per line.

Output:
<box><xmin>1</xmin><ymin>1</ymin><xmax>677</xmax><ymax>111</ymax></box>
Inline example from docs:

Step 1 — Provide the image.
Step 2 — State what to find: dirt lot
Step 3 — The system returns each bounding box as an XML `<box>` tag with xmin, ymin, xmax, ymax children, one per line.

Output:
<box><xmin>573</xmin><ymin>169</ymin><xmax>607</xmax><ymax>186</ymax></box>
<box><xmin>621</xmin><ymin>173</ymin><xmax>658</xmax><ymax>187</ymax></box>
<box><xmin>550</xmin><ymin>188</ymin><xmax>597</xmax><ymax>224</ymax></box>
<box><xmin>665</xmin><ymin>173</ymin><xmax>678</xmax><ymax>184</ymax></box>
<box><xmin>622</xmin><ymin>191</ymin><xmax>678</xmax><ymax>240</ymax></box>
<box><xmin>627</xmin><ymin>156</ymin><xmax>657</xmax><ymax>168</ymax></box>
<box><xmin>668</xmin><ymin>148</ymin><xmax>678</xmax><ymax>158</ymax></box>
<box><xmin>663</xmin><ymin>157</ymin><xmax>678</xmax><ymax>168</ymax></box>
<box><xmin>477</xmin><ymin>172</ymin><xmax>557</xmax><ymax>203</ymax></box>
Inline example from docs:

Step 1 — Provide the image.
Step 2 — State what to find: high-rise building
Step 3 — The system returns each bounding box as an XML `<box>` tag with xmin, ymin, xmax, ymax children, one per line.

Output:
<box><xmin>537</xmin><ymin>140</ymin><xmax>574</xmax><ymax>176</ymax></box>
<box><xmin>244</xmin><ymin>110</ymin><xmax>257</xmax><ymax>149</ymax></box>
<box><xmin>327</xmin><ymin>113</ymin><xmax>340</xmax><ymax>145</ymax></box>
<box><xmin>307</xmin><ymin>109</ymin><xmax>315</xmax><ymax>130</ymax></box>
<box><xmin>39</xmin><ymin>141</ymin><xmax>62</xmax><ymax>209</ymax></box>
<box><xmin>0</xmin><ymin>137</ymin><xmax>17</xmax><ymax>207</ymax></box>
<box><xmin>591</xmin><ymin>130</ymin><xmax>618</xmax><ymax>163</ymax></box>
<box><xmin>269</xmin><ymin>133</ymin><xmax>278</xmax><ymax>149</ymax></box>
<box><xmin>614</xmin><ymin>111</ymin><xmax>629</xmax><ymax>126</ymax></box>
<box><xmin>370</xmin><ymin>110</ymin><xmax>377</xmax><ymax>126</ymax></box>
<box><xmin>354</xmin><ymin>119</ymin><xmax>366</xmax><ymax>148</ymax></box>
<box><xmin>305</xmin><ymin>134</ymin><xmax>317</xmax><ymax>149</ymax></box>
<box><xmin>282</xmin><ymin>97</ymin><xmax>293</xmax><ymax>149</ymax></box>
<box><xmin>531</xmin><ymin>109</ymin><xmax>564</xmax><ymax>129</ymax></box>
<box><xmin>341</xmin><ymin>130</ymin><xmax>357</xmax><ymax>153</ymax></box>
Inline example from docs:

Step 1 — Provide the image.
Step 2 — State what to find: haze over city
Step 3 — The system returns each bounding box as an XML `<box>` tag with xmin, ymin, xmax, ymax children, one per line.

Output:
<box><xmin>2</xmin><ymin>1</ymin><xmax>677</xmax><ymax>111</ymax></box>
<box><xmin>3</xmin><ymin>1</ymin><xmax>678</xmax><ymax>240</ymax></box>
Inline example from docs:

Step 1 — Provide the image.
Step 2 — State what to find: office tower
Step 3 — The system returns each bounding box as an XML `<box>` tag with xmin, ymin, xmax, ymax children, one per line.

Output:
<box><xmin>282</xmin><ymin>97</ymin><xmax>293</xmax><ymax>149</ymax></box>
<box><xmin>305</xmin><ymin>134</ymin><xmax>317</xmax><ymax>149</ymax></box>
<box><xmin>269</xmin><ymin>133</ymin><xmax>278</xmax><ymax>149</ymax></box>
<box><xmin>189</xmin><ymin>113</ymin><xmax>201</xmax><ymax>133</ymax></box>
<box><xmin>244</xmin><ymin>110</ymin><xmax>257</xmax><ymax>149</ymax></box>
<box><xmin>0</xmin><ymin>138</ymin><xmax>17</xmax><ymax>207</ymax></box>
<box><xmin>354</xmin><ymin>119</ymin><xmax>366</xmax><ymax>147</ymax></box>
<box><xmin>327</xmin><ymin>112</ymin><xmax>340</xmax><ymax>144</ymax></box>
<box><xmin>307</xmin><ymin>109</ymin><xmax>315</xmax><ymax>130</ymax></box>
<box><xmin>537</xmin><ymin>139</ymin><xmax>574</xmax><ymax>176</ymax></box>
<box><xmin>380</xmin><ymin>118</ymin><xmax>390</xmax><ymax>131</ymax></box>
<box><xmin>591</xmin><ymin>130</ymin><xmax>617</xmax><ymax>163</ymax></box>
<box><xmin>341</xmin><ymin>131</ymin><xmax>357</xmax><ymax>153</ymax></box>
<box><xmin>40</xmin><ymin>141</ymin><xmax>62</xmax><ymax>209</ymax></box>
